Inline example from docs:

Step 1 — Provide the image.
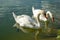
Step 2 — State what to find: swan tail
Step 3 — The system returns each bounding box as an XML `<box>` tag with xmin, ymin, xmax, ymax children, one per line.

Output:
<box><xmin>12</xmin><ymin>12</ymin><xmax>17</xmax><ymax>22</ymax></box>
<box><xmin>12</xmin><ymin>12</ymin><xmax>17</xmax><ymax>18</ymax></box>
<box><xmin>32</xmin><ymin>6</ymin><xmax>34</xmax><ymax>12</ymax></box>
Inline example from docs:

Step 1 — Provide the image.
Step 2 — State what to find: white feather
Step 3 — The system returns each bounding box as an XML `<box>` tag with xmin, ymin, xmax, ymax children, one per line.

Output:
<box><xmin>12</xmin><ymin>12</ymin><xmax>40</xmax><ymax>29</ymax></box>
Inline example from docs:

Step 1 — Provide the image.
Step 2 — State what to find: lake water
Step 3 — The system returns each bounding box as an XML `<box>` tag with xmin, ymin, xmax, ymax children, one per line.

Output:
<box><xmin>0</xmin><ymin>0</ymin><xmax>60</xmax><ymax>40</ymax></box>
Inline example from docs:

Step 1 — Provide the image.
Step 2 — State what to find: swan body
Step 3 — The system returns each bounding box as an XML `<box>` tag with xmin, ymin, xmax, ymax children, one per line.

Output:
<box><xmin>12</xmin><ymin>12</ymin><xmax>40</xmax><ymax>29</ymax></box>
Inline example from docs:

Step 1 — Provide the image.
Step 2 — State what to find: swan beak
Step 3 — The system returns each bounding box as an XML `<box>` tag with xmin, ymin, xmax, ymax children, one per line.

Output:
<box><xmin>45</xmin><ymin>14</ymin><xmax>48</xmax><ymax>19</ymax></box>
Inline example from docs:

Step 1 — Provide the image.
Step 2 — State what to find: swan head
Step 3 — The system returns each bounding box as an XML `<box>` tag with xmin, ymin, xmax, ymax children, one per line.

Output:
<box><xmin>40</xmin><ymin>10</ymin><xmax>47</xmax><ymax>19</ymax></box>
<box><xmin>46</xmin><ymin>14</ymin><xmax>54</xmax><ymax>22</ymax></box>
<box><xmin>46</xmin><ymin>11</ymin><xmax>54</xmax><ymax>22</ymax></box>
<box><xmin>45</xmin><ymin>14</ymin><xmax>49</xmax><ymax>19</ymax></box>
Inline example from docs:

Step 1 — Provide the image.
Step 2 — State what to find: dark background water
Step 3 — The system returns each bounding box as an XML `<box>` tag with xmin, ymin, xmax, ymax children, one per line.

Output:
<box><xmin>0</xmin><ymin>0</ymin><xmax>60</xmax><ymax>40</ymax></box>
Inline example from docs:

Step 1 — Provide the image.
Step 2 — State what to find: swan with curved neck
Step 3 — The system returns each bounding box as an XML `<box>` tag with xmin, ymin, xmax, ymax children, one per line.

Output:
<box><xmin>32</xmin><ymin>6</ymin><xmax>54</xmax><ymax>29</ymax></box>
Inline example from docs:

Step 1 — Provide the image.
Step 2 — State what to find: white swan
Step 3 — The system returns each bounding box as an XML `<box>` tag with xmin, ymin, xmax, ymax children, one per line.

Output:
<box><xmin>32</xmin><ymin>7</ymin><xmax>54</xmax><ymax>29</ymax></box>
<box><xmin>12</xmin><ymin>12</ymin><xmax>41</xmax><ymax>40</ymax></box>
<box><xmin>12</xmin><ymin>12</ymin><xmax>41</xmax><ymax>29</ymax></box>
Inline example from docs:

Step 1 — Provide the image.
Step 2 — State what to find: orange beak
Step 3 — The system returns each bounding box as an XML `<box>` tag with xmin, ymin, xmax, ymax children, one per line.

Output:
<box><xmin>45</xmin><ymin>14</ymin><xmax>48</xmax><ymax>19</ymax></box>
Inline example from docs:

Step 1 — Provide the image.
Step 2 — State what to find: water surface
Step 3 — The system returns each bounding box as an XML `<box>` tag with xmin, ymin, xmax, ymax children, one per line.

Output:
<box><xmin>0</xmin><ymin>0</ymin><xmax>60</xmax><ymax>40</ymax></box>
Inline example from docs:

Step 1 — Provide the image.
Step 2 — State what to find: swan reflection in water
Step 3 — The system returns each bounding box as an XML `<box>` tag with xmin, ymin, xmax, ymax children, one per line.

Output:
<box><xmin>13</xmin><ymin>23</ymin><xmax>57</xmax><ymax>40</ymax></box>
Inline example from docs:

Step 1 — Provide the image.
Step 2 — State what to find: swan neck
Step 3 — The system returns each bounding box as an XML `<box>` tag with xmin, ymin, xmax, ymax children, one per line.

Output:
<box><xmin>46</xmin><ymin>11</ymin><xmax>53</xmax><ymax>18</ymax></box>
<box><xmin>38</xmin><ymin>14</ymin><xmax>40</xmax><ymax>22</ymax></box>
<box><xmin>36</xmin><ymin>14</ymin><xmax>40</xmax><ymax>27</ymax></box>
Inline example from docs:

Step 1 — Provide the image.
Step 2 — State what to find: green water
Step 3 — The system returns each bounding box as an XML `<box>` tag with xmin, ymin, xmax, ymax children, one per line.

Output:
<box><xmin>0</xmin><ymin>0</ymin><xmax>60</xmax><ymax>40</ymax></box>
